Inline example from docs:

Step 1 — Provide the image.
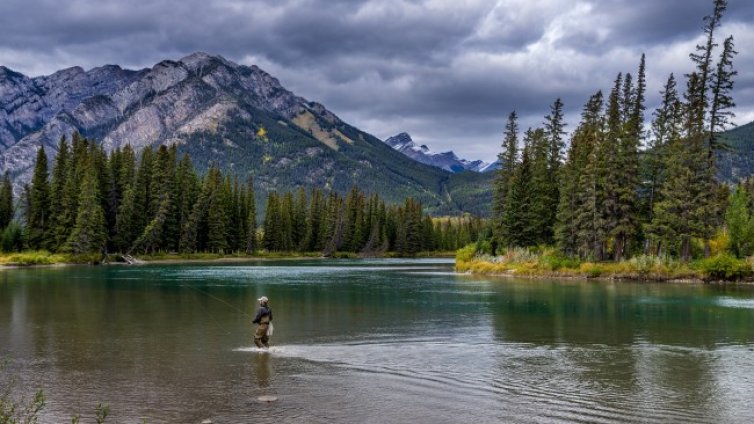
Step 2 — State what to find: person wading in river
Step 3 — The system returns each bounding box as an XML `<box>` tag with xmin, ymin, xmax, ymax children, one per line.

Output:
<box><xmin>252</xmin><ymin>296</ymin><xmax>273</xmax><ymax>348</ymax></box>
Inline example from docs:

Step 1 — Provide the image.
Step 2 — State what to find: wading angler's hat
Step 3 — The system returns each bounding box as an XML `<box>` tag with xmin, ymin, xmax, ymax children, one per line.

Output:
<box><xmin>258</xmin><ymin>296</ymin><xmax>268</xmax><ymax>303</ymax></box>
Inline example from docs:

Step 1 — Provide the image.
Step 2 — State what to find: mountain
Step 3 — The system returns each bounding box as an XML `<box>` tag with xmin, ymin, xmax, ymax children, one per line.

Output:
<box><xmin>0</xmin><ymin>53</ymin><xmax>492</xmax><ymax>216</ymax></box>
<box><xmin>718</xmin><ymin>121</ymin><xmax>754</xmax><ymax>182</ymax></box>
<box><xmin>384</xmin><ymin>132</ymin><xmax>496</xmax><ymax>173</ymax></box>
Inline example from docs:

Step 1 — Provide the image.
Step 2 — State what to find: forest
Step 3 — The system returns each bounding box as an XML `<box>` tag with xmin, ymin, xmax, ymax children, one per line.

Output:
<box><xmin>485</xmin><ymin>0</ymin><xmax>753</xmax><ymax>271</ymax></box>
<box><xmin>0</xmin><ymin>133</ymin><xmax>483</xmax><ymax>259</ymax></box>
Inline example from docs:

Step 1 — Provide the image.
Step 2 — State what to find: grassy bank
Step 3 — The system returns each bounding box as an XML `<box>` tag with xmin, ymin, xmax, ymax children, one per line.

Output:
<box><xmin>455</xmin><ymin>245</ymin><xmax>754</xmax><ymax>282</ymax></box>
<box><xmin>0</xmin><ymin>250</ymin><xmax>457</xmax><ymax>267</ymax></box>
<box><xmin>0</xmin><ymin>251</ymin><xmax>102</xmax><ymax>266</ymax></box>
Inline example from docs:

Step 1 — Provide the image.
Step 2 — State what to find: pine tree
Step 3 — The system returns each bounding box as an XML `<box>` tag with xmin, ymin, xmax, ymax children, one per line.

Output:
<box><xmin>492</xmin><ymin>111</ymin><xmax>518</xmax><ymax>249</ymax></box>
<box><xmin>612</xmin><ymin>58</ymin><xmax>644</xmax><ymax>261</ymax></box>
<box><xmin>505</xmin><ymin>130</ymin><xmax>538</xmax><ymax>247</ymax></box>
<box><xmin>572</xmin><ymin>91</ymin><xmax>607</xmax><ymax>260</ymax></box>
<box><xmin>292</xmin><ymin>187</ymin><xmax>308</xmax><ymax>250</ymax></box>
<box><xmin>48</xmin><ymin>137</ymin><xmax>69</xmax><ymax>246</ymax></box>
<box><xmin>527</xmin><ymin>128</ymin><xmax>552</xmax><ymax>244</ymax></box>
<box><xmin>725</xmin><ymin>185</ymin><xmax>754</xmax><ymax>258</ymax></box>
<box><xmin>644</xmin><ymin>74</ymin><xmax>682</xmax><ymax>230</ymax></box>
<box><xmin>543</xmin><ymin>98</ymin><xmax>566</xmax><ymax>240</ymax></box>
<box><xmin>709</xmin><ymin>35</ymin><xmax>737</xmax><ymax>149</ymax></box>
<box><xmin>245</xmin><ymin>182</ymin><xmax>257</xmax><ymax>253</ymax></box>
<box><xmin>304</xmin><ymin>189</ymin><xmax>324</xmax><ymax>251</ymax></box>
<box><xmin>27</xmin><ymin>146</ymin><xmax>52</xmax><ymax>250</ymax></box>
<box><xmin>263</xmin><ymin>192</ymin><xmax>281</xmax><ymax>251</ymax></box>
<box><xmin>0</xmin><ymin>172</ymin><xmax>13</xmax><ymax>231</ymax></box>
<box><xmin>133</xmin><ymin>147</ymin><xmax>154</xmax><ymax>242</ymax></box>
<box><xmin>206</xmin><ymin>168</ymin><xmax>229</xmax><ymax>253</ymax></box>
<box><xmin>67</xmin><ymin>162</ymin><xmax>107</xmax><ymax>254</ymax></box>
<box><xmin>689</xmin><ymin>0</ymin><xmax>727</xmax><ymax>137</ymax></box>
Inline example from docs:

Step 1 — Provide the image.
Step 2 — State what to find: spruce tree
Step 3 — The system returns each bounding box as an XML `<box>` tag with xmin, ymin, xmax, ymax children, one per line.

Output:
<box><xmin>709</xmin><ymin>35</ymin><xmax>737</xmax><ymax>149</ymax></box>
<box><xmin>27</xmin><ymin>146</ymin><xmax>52</xmax><ymax>250</ymax></box>
<box><xmin>245</xmin><ymin>182</ymin><xmax>257</xmax><ymax>254</ymax></box>
<box><xmin>572</xmin><ymin>91</ymin><xmax>607</xmax><ymax>260</ymax></box>
<box><xmin>206</xmin><ymin>168</ymin><xmax>229</xmax><ymax>253</ymax></box>
<box><xmin>505</xmin><ymin>130</ymin><xmax>537</xmax><ymax>247</ymax></box>
<box><xmin>67</xmin><ymin>162</ymin><xmax>107</xmax><ymax>254</ymax></box>
<box><xmin>725</xmin><ymin>185</ymin><xmax>754</xmax><ymax>258</ymax></box>
<box><xmin>0</xmin><ymin>172</ymin><xmax>13</xmax><ymax>231</ymax></box>
<box><xmin>492</xmin><ymin>111</ymin><xmax>518</xmax><ymax>250</ymax></box>
<box><xmin>543</xmin><ymin>99</ymin><xmax>566</xmax><ymax>240</ymax></box>
<box><xmin>263</xmin><ymin>192</ymin><xmax>281</xmax><ymax>251</ymax></box>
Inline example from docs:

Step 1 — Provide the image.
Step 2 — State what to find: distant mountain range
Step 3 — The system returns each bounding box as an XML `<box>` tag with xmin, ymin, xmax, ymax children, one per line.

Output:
<box><xmin>383</xmin><ymin>132</ymin><xmax>500</xmax><ymax>173</ymax></box>
<box><xmin>718</xmin><ymin>121</ymin><xmax>754</xmax><ymax>182</ymax></box>
<box><xmin>0</xmin><ymin>52</ymin><xmax>492</xmax><ymax>216</ymax></box>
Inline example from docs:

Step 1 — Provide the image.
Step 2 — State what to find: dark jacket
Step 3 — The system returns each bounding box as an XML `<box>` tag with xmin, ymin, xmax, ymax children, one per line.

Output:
<box><xmin>253</xmin><ymin>305</ymin><xmax>272</xmax><ymax>324</ymax></box>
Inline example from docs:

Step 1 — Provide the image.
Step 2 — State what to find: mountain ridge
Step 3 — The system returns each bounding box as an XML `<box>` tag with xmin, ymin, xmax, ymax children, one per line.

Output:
<box><xmin>0</xmin><ymin>52</ymin><xmax>492</xmax><ymax>216</ymax></box>
<box><xmin>383</xmin><ymin>132</ymin><xmax>499</xmax><ymax>173</ymax></box>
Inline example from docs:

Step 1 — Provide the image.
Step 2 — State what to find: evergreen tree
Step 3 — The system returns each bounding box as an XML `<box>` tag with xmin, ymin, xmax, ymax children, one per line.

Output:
<box><xmin>544</xmin><ymin>98</ymin><xmax>566</xmax><ymax>237</ymax></box>
<box><xmin>304</xmin><ymin>189</ymin><xmax>324</xmax><ymax>251</ymax></box>
<box><xmin>725</xmin><ymin>185</ymin><xmax>754</xmax><ymax>258</ymax></box>
<box><xmin>709</xmin><ymin>35</ymin><xmax>737</xmax><ymax>149</ymax></box>
<box><xmin>206</xmin><ymin>168</ymin><xmax>229</xmax><ymax>253</ymax></box>
<box><xmin>505</xmin><ymin>130</ymin><xmax>538</xmax><ymax>247</ymax></box>
<box><xmin>27</xmin><ymin>146</ymin><xmax>52</xmax><ymax>250</ymax></box>
<box><xmin>245</xmin><ymin>182</ymin><xmax>257</xmax><ymax>253</ymax></box>
<box><xmin>67</xmin><ymin>162</ymin><xmax>107</xmax><ymax>254</ymax></box>
<box><xmin>527</xmin><ymin>128</ymin><xmax>552</xmax><ymax>244</ymax></box>
<box><xmin>492</xmin><ymin>111</ymin><xmax>518</xmax><ymax>249</ymax></box>
<box><xmin>0</xmin><ymin>172</ymin><xmax>13</xmax><ymax>230</ymax></box>
<box><xmin>644</xmin><ymin>74</ymin><xmax>681</xmax><ymax>229</ymax></box>
<box><xmin>263</xmin><ymin>192</ymin><xmax>282</xmax><ymax>251</ymax></box>
<box><xmin>292</xmin><ymin>187</ymin><xmax>307</xmax><ymax>250</ymax></box>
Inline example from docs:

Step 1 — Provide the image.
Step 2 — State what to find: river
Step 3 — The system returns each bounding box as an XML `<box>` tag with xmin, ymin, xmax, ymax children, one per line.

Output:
<box><xmin>1</xmin><ymin>258</ymin><xmax>754</xmax><ymax>423</ymax></box>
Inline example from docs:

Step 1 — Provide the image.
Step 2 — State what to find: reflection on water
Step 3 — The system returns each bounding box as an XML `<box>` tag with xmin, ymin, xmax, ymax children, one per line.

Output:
<box><xmin>1</xmin><ymin>259</ymin><xmax>753</xmax><ymax>423</ymax></box>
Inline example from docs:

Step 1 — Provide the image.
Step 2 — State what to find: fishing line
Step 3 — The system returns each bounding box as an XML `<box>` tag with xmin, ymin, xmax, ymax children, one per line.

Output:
<box><xmin>184</xmin><ymin>283</ymin><xmax>256</xmax><ymax>320</ymax></box>
<box><xmin>188</xmin><ymin>286</ymin><xmax>234</xmax><ymax>336</ymax></box>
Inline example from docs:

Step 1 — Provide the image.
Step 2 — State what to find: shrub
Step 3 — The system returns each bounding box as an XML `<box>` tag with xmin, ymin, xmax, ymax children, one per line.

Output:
<box><xmin>579</xmin><ymin>263</ymin><xmax>604</xmax><ymax>278</ymax></box>
<box><xmin>456</xmin><ymin>244</ymin><xmax>477</xmax><ymax>263</ymax></box>
<box><xmin>538</xmin><ymin>254</ymin><xmax>580</xmax><ymax>271</ymax></box>
<box><xmin>1</xmin><ymin>222</ymin><xmax>25</xmax><ymax>253</ymax></box>
<box><xmin>696</xmin><ymin>253</ymin><xmax>753</xmax><ymax>281</ymax></box>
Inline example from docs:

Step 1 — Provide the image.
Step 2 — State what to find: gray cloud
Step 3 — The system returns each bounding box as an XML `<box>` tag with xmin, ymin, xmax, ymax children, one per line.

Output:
<box><xmin>1</xmin><ymin>0</ymin><xmax>753</xmax><ymax>162</ymax></box>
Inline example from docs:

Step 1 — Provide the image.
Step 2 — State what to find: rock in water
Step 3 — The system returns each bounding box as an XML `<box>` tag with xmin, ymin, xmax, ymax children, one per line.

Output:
<box><xmin>257</xmin><ymin>395</ymin><xmax>278</xmax><ymax>402</ymax></box>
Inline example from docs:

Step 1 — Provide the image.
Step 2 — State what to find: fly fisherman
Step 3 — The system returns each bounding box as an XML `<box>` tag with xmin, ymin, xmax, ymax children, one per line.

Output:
<box><xmin>253</xmin><ymin>296</ymin><xmax>273</xmax><ymax>348</ymax></box>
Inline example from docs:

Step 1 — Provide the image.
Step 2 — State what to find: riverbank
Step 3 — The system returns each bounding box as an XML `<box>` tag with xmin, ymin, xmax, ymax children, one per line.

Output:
<box><xmin>0</xmin><ymin>250</ymin><xmax>456</xmax><ymax>267</ymax></box>
<box><xmin>456</xmin><ymin>245</ymin><xmax>754</xmax><ymax>283</ymax></box>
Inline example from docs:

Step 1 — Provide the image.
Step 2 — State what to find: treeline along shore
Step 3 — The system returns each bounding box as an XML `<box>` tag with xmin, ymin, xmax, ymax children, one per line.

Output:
<box><xmin>460</xmin><ymin>0</ymin><xmax>754</xmax><ymax>282</ymax></box>
<box><xmin>0</xmin><ymin>133</ymin><xmax>485</xmax><ymax>266</ymax></box>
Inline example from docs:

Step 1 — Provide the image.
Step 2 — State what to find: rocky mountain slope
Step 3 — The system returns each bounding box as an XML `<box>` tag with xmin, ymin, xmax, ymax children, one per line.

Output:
<box><xmin>384</xmin><ymin>132</ymin><xmax>496</xmax><ymax>173</ymax></box>
<box><xmin>718</xmin><ymin>121</ymin><xmax>754</xmax><ymax>182</ymax></box>
<box><xmin>0</xmin><ymin>53</ymin><xmax>492</xmax><ymax>216</ymax></box>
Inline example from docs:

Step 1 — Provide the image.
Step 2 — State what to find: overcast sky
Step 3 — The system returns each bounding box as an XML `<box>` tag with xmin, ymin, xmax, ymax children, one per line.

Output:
<box><xmin>1</xmin><ymin>0</ymin><xmax>753</xmax><ymax>162</ymax></box>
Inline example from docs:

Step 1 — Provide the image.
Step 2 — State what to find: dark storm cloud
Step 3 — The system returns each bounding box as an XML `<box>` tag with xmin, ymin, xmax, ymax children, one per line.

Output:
<box><xmin>1</xmin><ymin>0</ymin><xmax>753</xmax><ymax>161</ymax></box>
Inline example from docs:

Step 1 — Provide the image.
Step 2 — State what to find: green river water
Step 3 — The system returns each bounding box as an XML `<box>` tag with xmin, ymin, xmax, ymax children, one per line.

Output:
<box><xmin>1</xmin><ymin>258</ymin><xmax>754</xmax><ymax>423</ymax></box>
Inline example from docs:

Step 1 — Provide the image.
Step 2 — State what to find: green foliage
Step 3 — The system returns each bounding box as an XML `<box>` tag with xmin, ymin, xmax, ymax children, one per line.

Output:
<box><xmin>455</xmin><ymin>244</ymin><xmax>477</xmax><ymax>263</ymax></box>
<box><xmin>538</xmin><ymin>253</ymin><xmax>581</xmax><ymax>271</ymax></box>
<box><xmin>66</xmin><ymin>165</ymin><xmax>107</xmax><ymax>255</ymax></box>
<box><xmin>1</xmin><ymin>223</ymin><xmax>24</xmax><ymax>253</ymax></box>
<box><xmin>490</xmin><ymin>1</ymin><xmax>738</xmax><ymax>265</ymax></box>
<box><xmin>0</xmin><ymin>173</ymin><xmax>13</xmax><ymax>231</ymax></box>
<box><xmin>725</xmin><ymin>185</ymin><xmax>754</xmax><ymax>257</ymax></box>
<box><xmin>1</xmin><ymin>359</ymin><xmax>45</xmax><ymax>424</ymax></box>
<box><xmin>696</xmin><ymin>253</ymin><xmax>752</xmax><ymax>280</ymax></box>
<box><xmin>27</xmin><ymin>147</ymin><xmax>51</xmax><ymax>250</ymax></box>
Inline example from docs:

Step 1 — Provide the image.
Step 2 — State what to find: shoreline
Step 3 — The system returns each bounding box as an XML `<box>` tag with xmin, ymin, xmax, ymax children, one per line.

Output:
<box><xmin>0</xmin><ymin>251</ymin><xmax>456</xmax><ymax>268</ymax></box>
<box><xmin>456</xmin><ymin>259</ymin><xmax>754</xmax><ymax>285</ymax></box>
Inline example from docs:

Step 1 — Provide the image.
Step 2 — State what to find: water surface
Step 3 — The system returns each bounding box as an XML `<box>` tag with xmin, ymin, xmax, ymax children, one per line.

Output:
<box><xmin>2</xmin><ymin>259</ymin><xmax>754</xmax><ymax>423</ymax></box>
